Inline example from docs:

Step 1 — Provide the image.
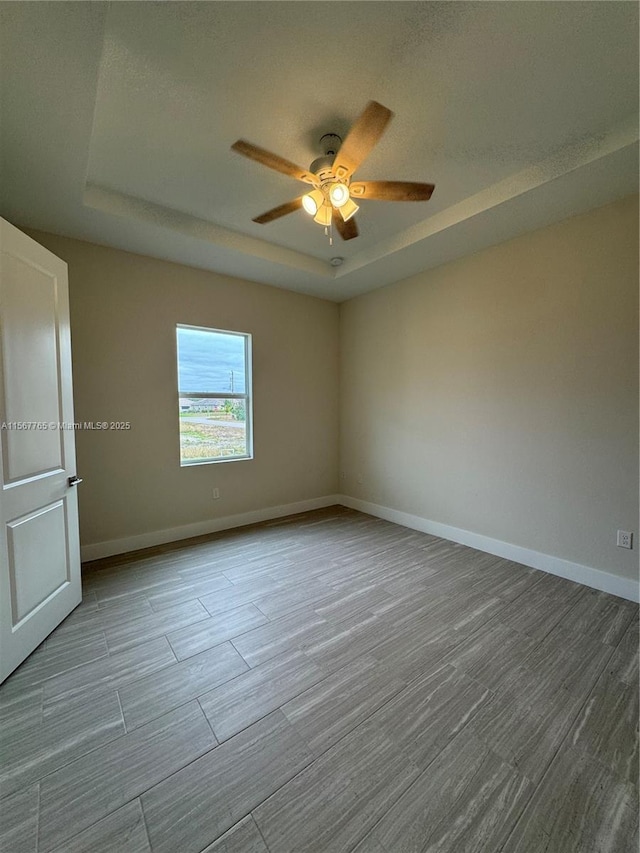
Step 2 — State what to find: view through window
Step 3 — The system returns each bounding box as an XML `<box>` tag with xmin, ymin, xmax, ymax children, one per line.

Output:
<box><xmin>176</xmin><ymin>325</ymin><xmax>252</xmax><ymax>465</ymax></box>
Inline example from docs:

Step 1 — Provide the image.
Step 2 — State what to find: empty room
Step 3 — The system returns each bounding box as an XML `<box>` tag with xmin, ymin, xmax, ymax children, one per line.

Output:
<box><xmin>0</xmin><ymin>2</ymin><xmax>638</xmax><ymax>852</ymax></box>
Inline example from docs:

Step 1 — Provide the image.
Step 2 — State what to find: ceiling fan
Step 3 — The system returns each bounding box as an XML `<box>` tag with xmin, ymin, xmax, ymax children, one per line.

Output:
<box><xmin>231</xmin><ymin>101</ymin><xmax>435</xmax><ymax>241</ymax></box>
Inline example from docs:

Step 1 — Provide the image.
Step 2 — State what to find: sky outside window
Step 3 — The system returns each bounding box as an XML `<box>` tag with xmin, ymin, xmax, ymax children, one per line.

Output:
<box><xmin>177</xmin><ymin>327</ymin><xmax>246</xmax><ymax>394</ymax></box>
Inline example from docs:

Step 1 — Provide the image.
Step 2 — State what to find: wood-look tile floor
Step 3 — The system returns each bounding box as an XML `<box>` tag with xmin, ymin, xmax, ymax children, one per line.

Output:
<box><xmin>1</xmin><ymin>507</ymin><xmax>638</xmax><ymax>852</ymax></box>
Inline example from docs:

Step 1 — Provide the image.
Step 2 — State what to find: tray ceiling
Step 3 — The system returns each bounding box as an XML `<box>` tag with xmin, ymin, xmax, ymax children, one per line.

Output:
<box><xmin>1</xmin><ymin>2</ymin><xmax>638</xmax><ymax>301</ymax></box>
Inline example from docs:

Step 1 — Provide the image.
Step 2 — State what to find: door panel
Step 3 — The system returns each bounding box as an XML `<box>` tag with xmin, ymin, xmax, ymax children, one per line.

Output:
<box><xmin>0</xmin><ymin>252</ymin><xmax>64</xmax><ymax>481</ymax></box>
<box><xmin>0</xmin><ymin>219</ymin><xmax>81</xmax><ymax>683</ymax></box>
<box><xmin>8</xmin><ymin>500</ymin><xmax>70</xmax><ymax>625</ymax></box>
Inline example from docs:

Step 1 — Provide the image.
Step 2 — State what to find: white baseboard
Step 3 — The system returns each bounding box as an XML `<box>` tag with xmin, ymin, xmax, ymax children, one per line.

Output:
<box><xmin>80</xmin><ymin>495</ymin><xmax>342</xmax><ymax>562</ymax></box>
<box><xmin>339</xmin><ymin>495</ymin><xmax>640</xmax><ymax>603</ymax></box>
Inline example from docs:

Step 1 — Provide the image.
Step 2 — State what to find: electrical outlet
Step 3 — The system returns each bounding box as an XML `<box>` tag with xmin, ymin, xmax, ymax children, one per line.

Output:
<box><xmin>357</xmin><ymin>474</ymin><xmax>363</xmax><ymax>484</ymax></box>
<box><xmin>212</xmin><ymin>488</ymin><xmax>220</xmax><ymax>500</ymax></box>
<box><xmin>340</xmin><ymin>470</ymin><xmax>346</xmax><ymax>480</ymax></box>
<box><xmin>616</xmin><ymin>530</ymin><xmax>632</xmax><ymax>549</ymax></box>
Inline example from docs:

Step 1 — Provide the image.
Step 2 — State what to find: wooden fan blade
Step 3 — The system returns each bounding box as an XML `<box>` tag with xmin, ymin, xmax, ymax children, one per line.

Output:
<box><xmin>332</xmin><ymin>101</ymin><xmax>394</xmax><ymax>181</ymax></box>
<box><xmin>253</xmin><ymin>197</ymin><xmax>303</xmax><ymax>224</ymax></box>
<box><xmin>333</xmin><ymin>209</ymin><xmax>358</xmax><ymax>241</ymax></box>
<box><xmin>349</xmin><ymin>181</ymin><xmax>435</xmax><ymax>201</ymax></box>
<box><xmin>232</xmin><ymin>140</ymin><xmax>317</xmax><ymax>185</ymax></box>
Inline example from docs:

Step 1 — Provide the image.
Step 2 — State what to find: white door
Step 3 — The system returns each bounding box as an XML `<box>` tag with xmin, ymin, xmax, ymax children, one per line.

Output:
<box><xmin>0</xmin><ymin>219</ymin><xmax>82</xmax><ymax>683</ymax></box>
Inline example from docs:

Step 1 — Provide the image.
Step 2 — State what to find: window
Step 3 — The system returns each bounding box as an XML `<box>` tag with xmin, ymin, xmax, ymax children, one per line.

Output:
<box><xmin>176</xmin><ymin>325</ymin><xmax>252</xmax><ymax>465</ymax></box>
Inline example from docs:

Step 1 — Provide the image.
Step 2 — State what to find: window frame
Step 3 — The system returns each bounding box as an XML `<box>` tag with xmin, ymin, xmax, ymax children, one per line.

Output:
<box><xmin>176</xmin><ymin>323</ymin><xmax>253</xmax><ymax>466</ymax></box>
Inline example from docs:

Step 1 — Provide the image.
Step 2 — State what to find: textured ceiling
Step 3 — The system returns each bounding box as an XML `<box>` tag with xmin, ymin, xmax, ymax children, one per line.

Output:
<box><xmin>1</xmin><ymin>2</ymin><xmax>638</xmax><ymax>301</ymax></box>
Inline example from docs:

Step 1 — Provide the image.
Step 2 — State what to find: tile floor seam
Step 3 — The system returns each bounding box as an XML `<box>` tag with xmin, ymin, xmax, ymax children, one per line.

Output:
<box><xmin>6</xmin><ymin>645</ymin><xmax>110</xmax><ymax>695</ymax></box>
<box><xmin>546</xmin><ymin>626</ymin><xmax>637</xmax><ymax>788</ymax></box>
<box><xmin>141</xmin><ymin>719</ymin><xmax>317</xmax><ymax>831</ymax></box>
<box><xmin>35</xmin><ymin>709</ymin><xmax>222</xmax><ymax>851</ymax></box>
<box><xmin>196</xmin><ymin>698</ymin><xmax>219</xmax><ymax>745</ymax></box>
<box><xmin>0</xmin><ymin>716</ymin><xmax>127</xmax><ymax>800</ymax></box>
<box><xmin>138</xmin><ymin>796</ymin><xmax>154</xmax><ymax>853</ymax></box>
<box><xmin>37</xmin><ymin>795</ymin><xmax>147</xmax><ymax>853</ymax></box>
<box><xmin>200</xmin><ymin>652</ymin><xmax>391</xmax><ymax>745</ymax></box>
<box><xmin>497</xmin><ymin>637</ymin><xmax>619</xmax><ymax>852</ymax></box>
<box><xmin>39</xmin><ymin>644</ymin><xmax>181</xmax><ymax>709</ymax></box>
<box><xmin>35</xmin><ymin>700</ymin><xmax>210</xmax><ymax>791</ymax></box>
<box><xmin>340</xmin><ymin>674</ymin><xmax>510</xmax><ymax>853</ymax></box>
<box><xmin>166</xmin><ymin>606</ymin><xmax>296</xmax><ymax>661</ymax></box>
<box><xmin>115</xmin><ymin>687</ymin><xmax>127</xmax><ymax>733</ymax></box>
<box><xmin>279</xmin><ymin>659</ymin><xmax>410</xmax><ymax>751</ymax></box>
<box><xmin>249</xmin><ymin>654</ymin><xmax>497</xmax><ymax>849</ymax></box>
<box><xmin>103</xmin><ymin>612</ymin><xmax>213</xmax><ymax>655</ymax></box>
<box><xmin>34</xmin><ymin>781</ymin><xmax>41</xmax><ymax>853</ymax></box>
<box><xmin>143</xmin><ymin>659</ymin><xmax>425</xmax><ymax>848</ymax></box>
<box><xmin>252</xmin><ymin>811</ymin><xmax>275</xmax><ymax>853</ymax></box>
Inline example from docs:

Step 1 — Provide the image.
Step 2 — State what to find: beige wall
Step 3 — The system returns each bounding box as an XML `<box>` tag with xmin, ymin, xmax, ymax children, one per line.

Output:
<box><xmin>28</xmin><ymin>231</ymin><xmax>340</xmax><ymax>549</ymax></box>
<box><xmin>340</xmin><ymin>195</ymin><xmax>639</xmax><ymax>581</ymax></box>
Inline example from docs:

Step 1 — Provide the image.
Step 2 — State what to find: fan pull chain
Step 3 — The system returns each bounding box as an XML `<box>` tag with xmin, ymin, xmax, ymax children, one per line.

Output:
<box><xmin>324</xmin><ymin>224</ymin><xmax>333</xmax><ymax>246</ymax></box>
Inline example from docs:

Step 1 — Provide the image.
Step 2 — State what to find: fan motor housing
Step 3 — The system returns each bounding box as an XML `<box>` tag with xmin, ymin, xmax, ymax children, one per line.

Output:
<box><xmin>309</xmin><ymin>155</ymin><xmax>335</xmax><ymax>182</ymax></box>
<box><xmin>310</xmin><ymin>133</ymin><xmax>343</xmax><ymax>184</ymax></box>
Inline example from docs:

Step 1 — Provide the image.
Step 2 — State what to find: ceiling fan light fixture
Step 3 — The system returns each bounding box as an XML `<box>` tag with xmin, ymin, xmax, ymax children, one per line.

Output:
<box><xmin>339</xmin><ymin>197</ymin><xmax>359</xmax><ymax>222</ymax></box>
<box><xmin>328</xmin><ymin>182</ymin><xmax>350</xmax><ymax>208</ymax></box>
<box><xmin>313</xmin><ymin>203</ymin><xmax>333</xmax><ymax>226</ymax></box>
<box><xmin>302</xmin><ymin>189</ymin><xmax>324</xmax><ymax>216</ymax></box>
<box><xmin>232</xmin><ymin>101</ymin><xmax>434</xmax><ymax>245</ymax></box>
